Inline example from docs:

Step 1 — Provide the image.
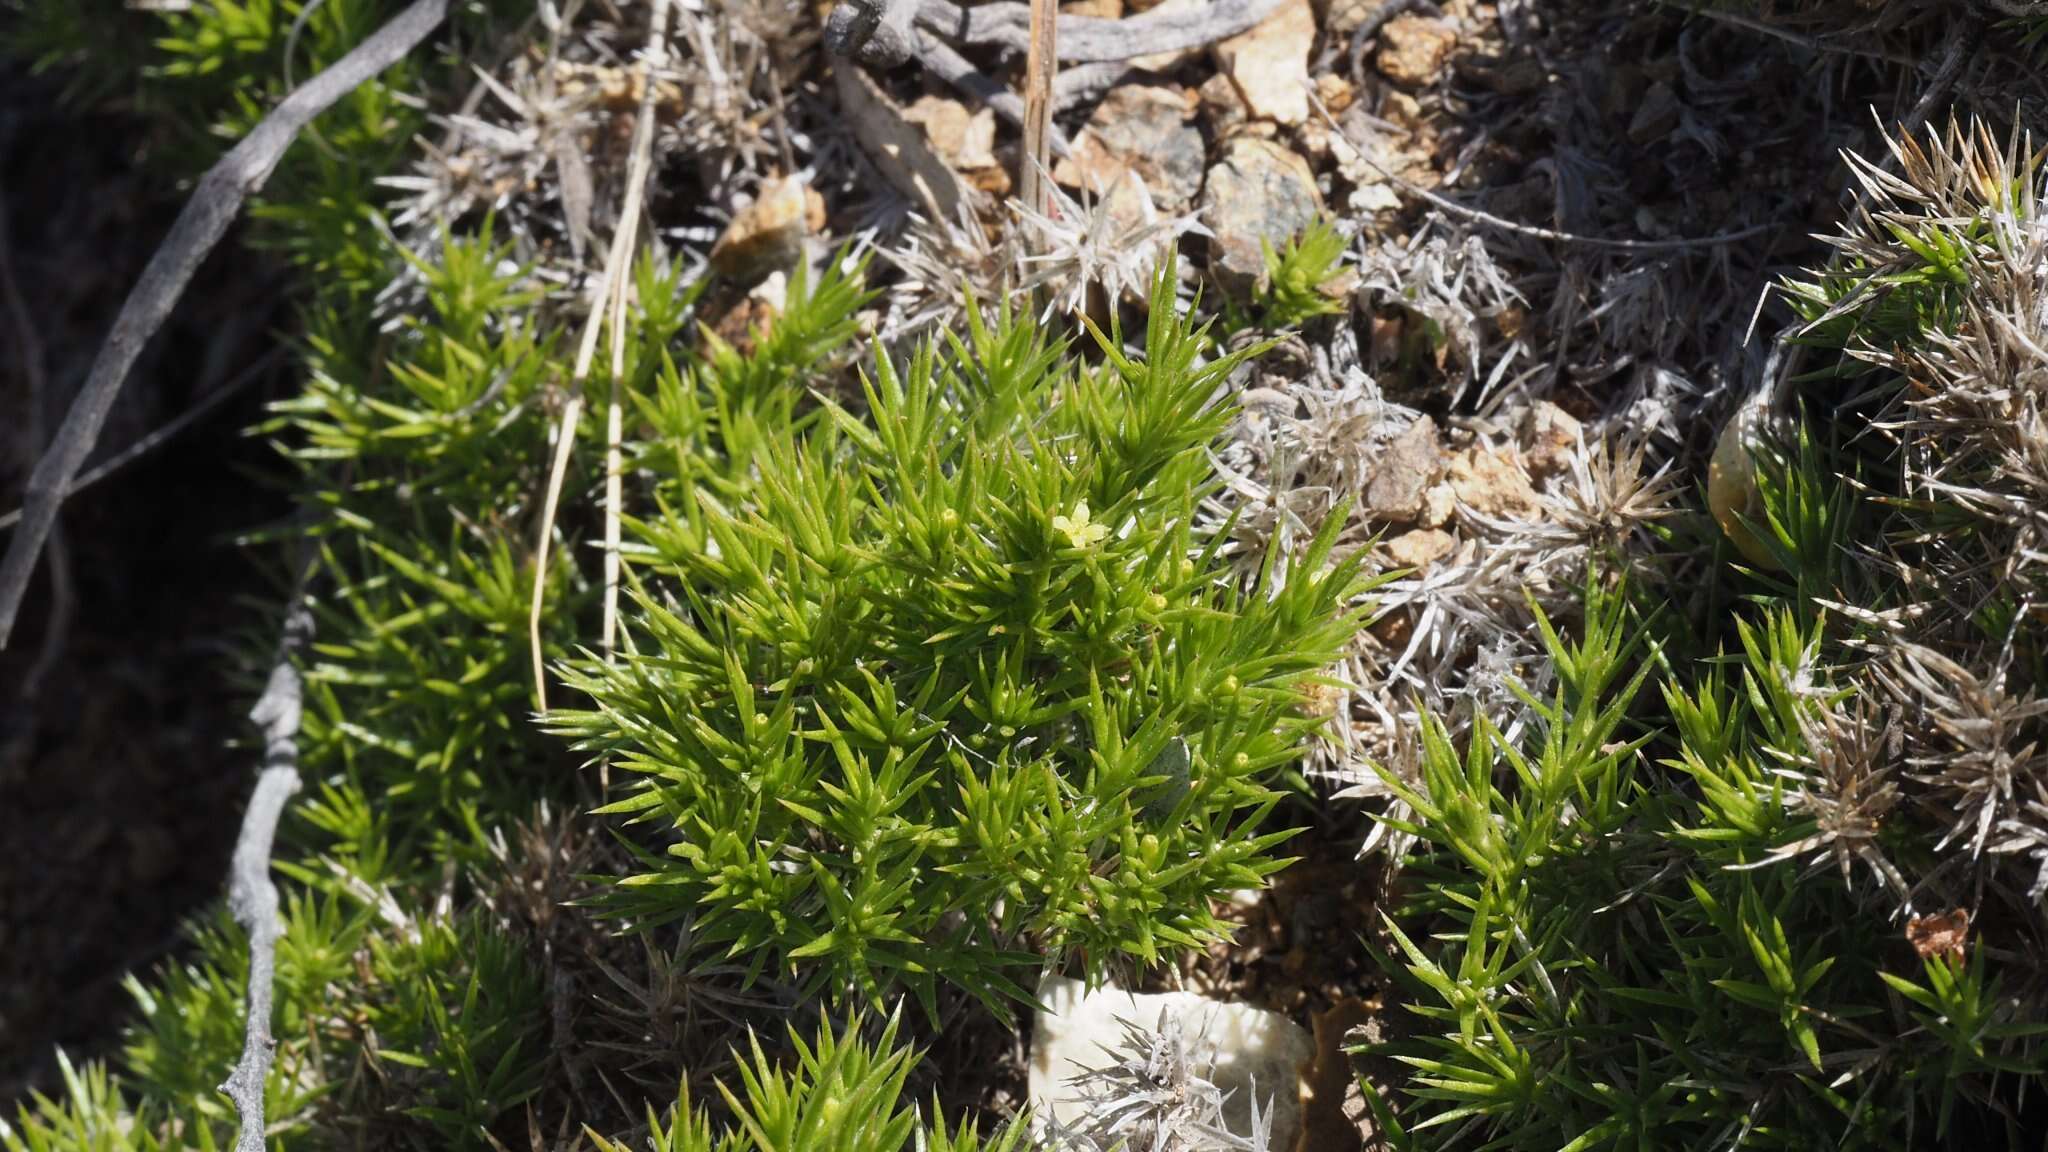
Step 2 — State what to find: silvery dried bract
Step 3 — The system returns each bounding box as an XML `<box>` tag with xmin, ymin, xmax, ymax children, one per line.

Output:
<box><xmin>1354</xmin><ymin>219</ymin><xmax>1528</xmax><ymax>405</ymax></box>
<box><xmin>1047</xmin><ymin>1011</ymin><xmax>1276</xmax><ymax>1152</ymax></box>
<box><xmin>1013</xmin><ymin>171</ymin><xmax>1209</xmax><ymax>320</ymax></box>
<box><xmin>877</xmin><ymin>203</ymin><xmax>1013</xmax><ymax>340</ymax></box>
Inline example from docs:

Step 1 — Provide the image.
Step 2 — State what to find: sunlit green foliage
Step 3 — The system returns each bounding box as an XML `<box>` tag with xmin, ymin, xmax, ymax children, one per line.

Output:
<box><xmin>1253</xmin><ymin>218</ymin><xmax>1349</xmax><ymax>330</ymax></box>
<box><xmin>592</xmin><ymin>1014</ymin><xmax>1039</xmax><ymax>1152</ymax></box>
<box><xmin>555</xmin><ymin>266</ymin><xmax>1370</xmax><ymax>1017</ymax></box>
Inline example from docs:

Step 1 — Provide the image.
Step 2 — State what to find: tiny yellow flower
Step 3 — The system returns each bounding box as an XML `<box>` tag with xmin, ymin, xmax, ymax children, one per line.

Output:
<box><xmin>1053</xmin><ymin>501</ymin><xmax>1109</xmax><ymax>548</ymax></box>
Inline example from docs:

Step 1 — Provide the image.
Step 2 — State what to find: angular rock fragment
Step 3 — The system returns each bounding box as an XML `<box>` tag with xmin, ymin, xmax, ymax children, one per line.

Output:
<box><xmin>1214</xmin><ymin>0</ymin><xmax>1316</xmax><ymax>126</ymax></box>
<box><xmin>1384</xmin><ymin>527</ymin><xmax>1457</xmax><ymax>571</ymax></box>
<box><xmin>1364</xmin><ymin>416</ymin><xmax>1445</xmax><ymax>524</ymax></box>
<box><xmin>1200</xmin><ymin>135</ymin><xmax>1324</xmax><ymax>288</ymax></box>
<box><xmin>1375</xmin><ymin>14</ymin><xmax>1457</xmax><ymax>88</ymax></box>
<box><xmin>1054</xmin><ymin>84</ymin><xmax>1205</xmax><ymax>212</ymax></box>
<box><xmin>1200</xmin><ymin>71</ymin><xmax>1252</xmax><ymax>137</ymax></box>
<box><xmin>1449</xmin><ymin>445</ymin><xmax>1541</xmax><ymax>520</ymax></box>
<box><xmin>709</xmin><ymin>175</ymin><xmax>822</xmax><ymax>280</ymax></box>
<box><xmin>1520</xmin><ymin>400</ymin><xmax>1583</xmax><ymax>480</ymax></box>
<box><xmin>902</xmin><ymin>95</ymin><xmax>1010</xmax><ymax>196</ymax></box>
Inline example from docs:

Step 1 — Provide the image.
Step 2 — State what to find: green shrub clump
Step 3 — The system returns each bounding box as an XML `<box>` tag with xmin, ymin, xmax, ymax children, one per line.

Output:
<box><xmin>1365</xmin><ymin>118</ymin><xmax>2048</xmax><ymax>1150</ymax></box>
<box><xmin>554</xmin><ymin>275</ymin><xmax>1367</xmax><ymax>1017</ymax></box>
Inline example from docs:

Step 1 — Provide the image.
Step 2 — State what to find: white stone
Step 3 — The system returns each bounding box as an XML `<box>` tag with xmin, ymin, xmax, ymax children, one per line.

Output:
<box><xmin>1029</xmin><ymin>974</ymin><xmax>1314</xmax><ymax>1147</ymax></box>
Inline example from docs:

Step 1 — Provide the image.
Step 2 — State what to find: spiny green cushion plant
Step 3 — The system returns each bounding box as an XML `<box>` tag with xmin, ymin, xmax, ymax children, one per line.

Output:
<box><xmin>2</xmin><ymin>24</ymin><xmax>1368</xmax><ymax>1145</ymax></box>
<box><xmin>1364</xmin><ymin>574</ymin><xmax>2046</xmax><ymax>1150</ymax></box>
<box><xmin>1252</xmin><ymin>218</ymin><xmax>1349</xmax><ymax>331</ymax></box>
<box><xmin>553</xmin><ymin>270</ymin><xmax>1370</xmax><ymax>1018</ymax></box>
<box><xmin>592</xmin><ymin>1013</ymin><xmax>1037</xmax><ymax>1152</ymax></box>
<box><xmin>1366</xmin><ymin>116</ymin><xmax>2048</xmax><ymax>1149</ymax></box>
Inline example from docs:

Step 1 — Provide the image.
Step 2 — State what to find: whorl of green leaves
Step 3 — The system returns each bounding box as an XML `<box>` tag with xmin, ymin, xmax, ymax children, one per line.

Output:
<box><xmin>552</xmin><ymin>269</ymin><xmax>1369</xmax><ymax>1017</ymax></box>
<box><xmin>593</xmin><ymin>1012</ymin><xmax>1037</xmax><ymax>1152</ymax></box>
<box><xmin>1253</xmin><ymin>218</ymin><xmax>1349</xmax><ymax>331</ymax></box>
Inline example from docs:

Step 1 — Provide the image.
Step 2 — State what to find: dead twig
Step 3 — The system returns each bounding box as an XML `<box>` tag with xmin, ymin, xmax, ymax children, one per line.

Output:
<box><xmin>0</xmin><ymin>0</ymin><xmax>452</xmax><ymax>650</ymax></box>
<box><xmin>221</xmin><ymin>580</ymin><xmax>316</xmax><ymax>1152</ymax></box>
<box><xmin>530</xmin><ymin>0</ymin><xmax>675</xmax><ymax>708</ymax></box>
<box><xmin>825</xmin><ymin>0</ymin><xmax>1279</xmax><ymax>128</ymax></box>
<box><xmin>913</xmin><ymin>0</ymin><xmax>1285</xmax><ymax>63</ymax></box>
<box><xmin>1018</xmin><ymin>0</ymin><xmax>1058</xmax><ymax>220</ymax></box>
<box><xmin>825</xmin><ymin>3</ymin><xmax>1070</xmax><ymax>155</ymax></box>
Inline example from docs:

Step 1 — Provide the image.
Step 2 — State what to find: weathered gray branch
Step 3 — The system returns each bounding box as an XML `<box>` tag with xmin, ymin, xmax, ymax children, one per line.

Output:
<box><xmin>915</xmin><ymin>0</ymin><xmax>1285</xmax><ymax>62</ymax></box>
<box><xmin>826</xmin><ymin>0</ymin><xmax>1289</xmax><ymax>92</ymax></box>
<box><xmin>826</xmin><ymin>0</ymin><xmax>920</xmax><ymax>67</ymax></box>
<box><xmin>0</xmin><ymin>0</ymin><xmax>452</xmax><ymax>650</ymax></box>
<box><xmin>220</xmin><ymin>588</ymin><xmax>315</xmax><ymax>1152</ymax></box>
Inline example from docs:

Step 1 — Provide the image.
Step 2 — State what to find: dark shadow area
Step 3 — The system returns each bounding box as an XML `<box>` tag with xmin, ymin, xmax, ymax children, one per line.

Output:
<box><xmin>0</xmin><ymin>60</ymin><xmax>295</xmax><ymax>1099</ymax></box>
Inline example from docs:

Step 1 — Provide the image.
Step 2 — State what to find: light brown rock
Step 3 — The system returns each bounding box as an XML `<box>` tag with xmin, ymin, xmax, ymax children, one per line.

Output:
<box><xmin>902</xmin><ymin>95</ymin><xmax>999</xmax><ymax>172</ymax></box>
<box><xmin>709</xmin><ymin>176</ymin><xmax>821</xmax><ymax>280</ymax></box>
<box><xmin>1053</xmin><ymin>84</ymin><xmax>1206</xmax><ymax>212</ymax></box>
<box><xmin>1376</xmin><ymin>14</ymin><xmax>1458</xmax><ymax>88</ymax></box>
<box><xmin>1321</xmin><ymin>0</ymin><xmax>1375</xmax><ymax>35</ymax></box>
<box><xmin>1200</xmin><ymin>136</ymin><xmax>1325</xmax><ymax>288</ymax></box>
<box><xmin>1419</xmin><ymin>482</ymin><xmax>1457</xmax><ymax>529</ymax></box>
<box><xmin>1324</xmin><ymin>106</ymin><xmax>1404</xmax><ymax>215</ymax></box>
<box><xmin>1200</xmin><ymin>71</ymin><xmax>1251</xmax><ymax>137</ymax></box>
<box><xmin>1449</xmin><ymin>446</ymin><xmax>1542</xmax><ymax>519</ymax></box>
<box><xmin>1316</xmin><ymin>72</ymin><xmax>1357</xmax><ymax>115</ymax></box>
<box><xmin>1384</xmin><ymin>528</ymin><xmax>1457</xmax><ymax>572</ymax></box>
<box><xmin>710</xmin><ymin>274</ymin><xmax>785</xmax><ymax>355</ymax></box>
<box><xmin>1364</xmin><ymin>416</ymin><xmax>1445</xmax><ymax>524</ymax></box>
<box><xmin>1062</xmin><ymin>0</ymin><xmax>1123</xmax><ymax>16</ymax></box>
<box><xmin>1214</xmin><ymin>0</ymin><xmax>1316</xmax><ymax>125</ymax></box>
<box><xmin>1520</xmin><ymin>401</ymin><xmax>1583</xmax><ymax>480</ymax></box>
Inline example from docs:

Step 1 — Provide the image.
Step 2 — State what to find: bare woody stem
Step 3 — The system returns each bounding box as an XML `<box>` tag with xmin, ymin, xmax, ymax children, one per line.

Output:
<box><xmin>1018</xmin><ymin>0</ymin><xmax>1058</xmax><ymax>223</ymax></box>
<box><xmin>0</xmin><ymin>0</ymin><xmax>452</xmax><ymax>651</ymax></box>
<box><xmin>221</xmin><ymin>584</ymin><xmax>316</xmax><ymax>1152</ymax></box>
<box><xmin>529</xmin><ymin>0</ymin><xmax>675</xmax><ymax>710</ymax></box>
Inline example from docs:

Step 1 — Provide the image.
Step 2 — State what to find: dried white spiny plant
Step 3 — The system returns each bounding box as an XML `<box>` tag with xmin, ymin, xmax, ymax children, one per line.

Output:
<box><xmin>1878</xmin><ymin>642</ymin><xmax>2048</xmax><ymax>867</ymax></box>
<box><xmin>1012</xmin><ymin>170</ymin><xmax>1208</xmax><ymax>319</ymax></box>
<box><xmin>1046</xmin><ymin>1010</ymin><xmax>1276</xmax><ymax>1152</ymax></box>
<box><xmin>1809</xmin><ymin>119</ymin><xmax>2048</xmax><ymax>599</ymax></box>
<box><xmin>1353</xmin><ymin>218</ymin><xmax>1529</xmax><ymax>403</ymax></box>
<box><xmin>379</xmin><ymin>0</ymin><xmax>813</xmax><ymax>289</ymax></box>
<box><xmin>378</xmin><ymin>58</ymin><xmax>601</xmax><ymax>242</ymax></box>
<box><xmin>1754</xmin><ymin>694</ymin><xmax>1911</xmax><ymax>901</ymax></box>
<box><xmin>1202</xmin><ymin>364</ymin><xmax>1408</xmax><ymax>576</ymax></box>
<box><xmin>1200</xmin><ymin>331</ymin><xmax>1680</xmax><ymax>836</ymax></box>
<box><xmin>1502</xmin><ymin>436</ymin><xmax>1684</xmax><ymax>583</ymax></box>
<box><xmin>876</xmin><ymin>202</ymin><xmax>1013</xmax><ymax>340</ymax></box>
<box><xmin>1772</xmin><ymin>116</ymin><xmax>2048</xmax><ymax>910</ymax></box>
<box><xmin>657</xmin><ymin>0</ymin><xmax>812</xmax><ymax>181</ymax></box>
<box><xmin>1998</xmin><ymin>777</ymin><xmax>2048</xmax><ymax>899</ymax></box>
